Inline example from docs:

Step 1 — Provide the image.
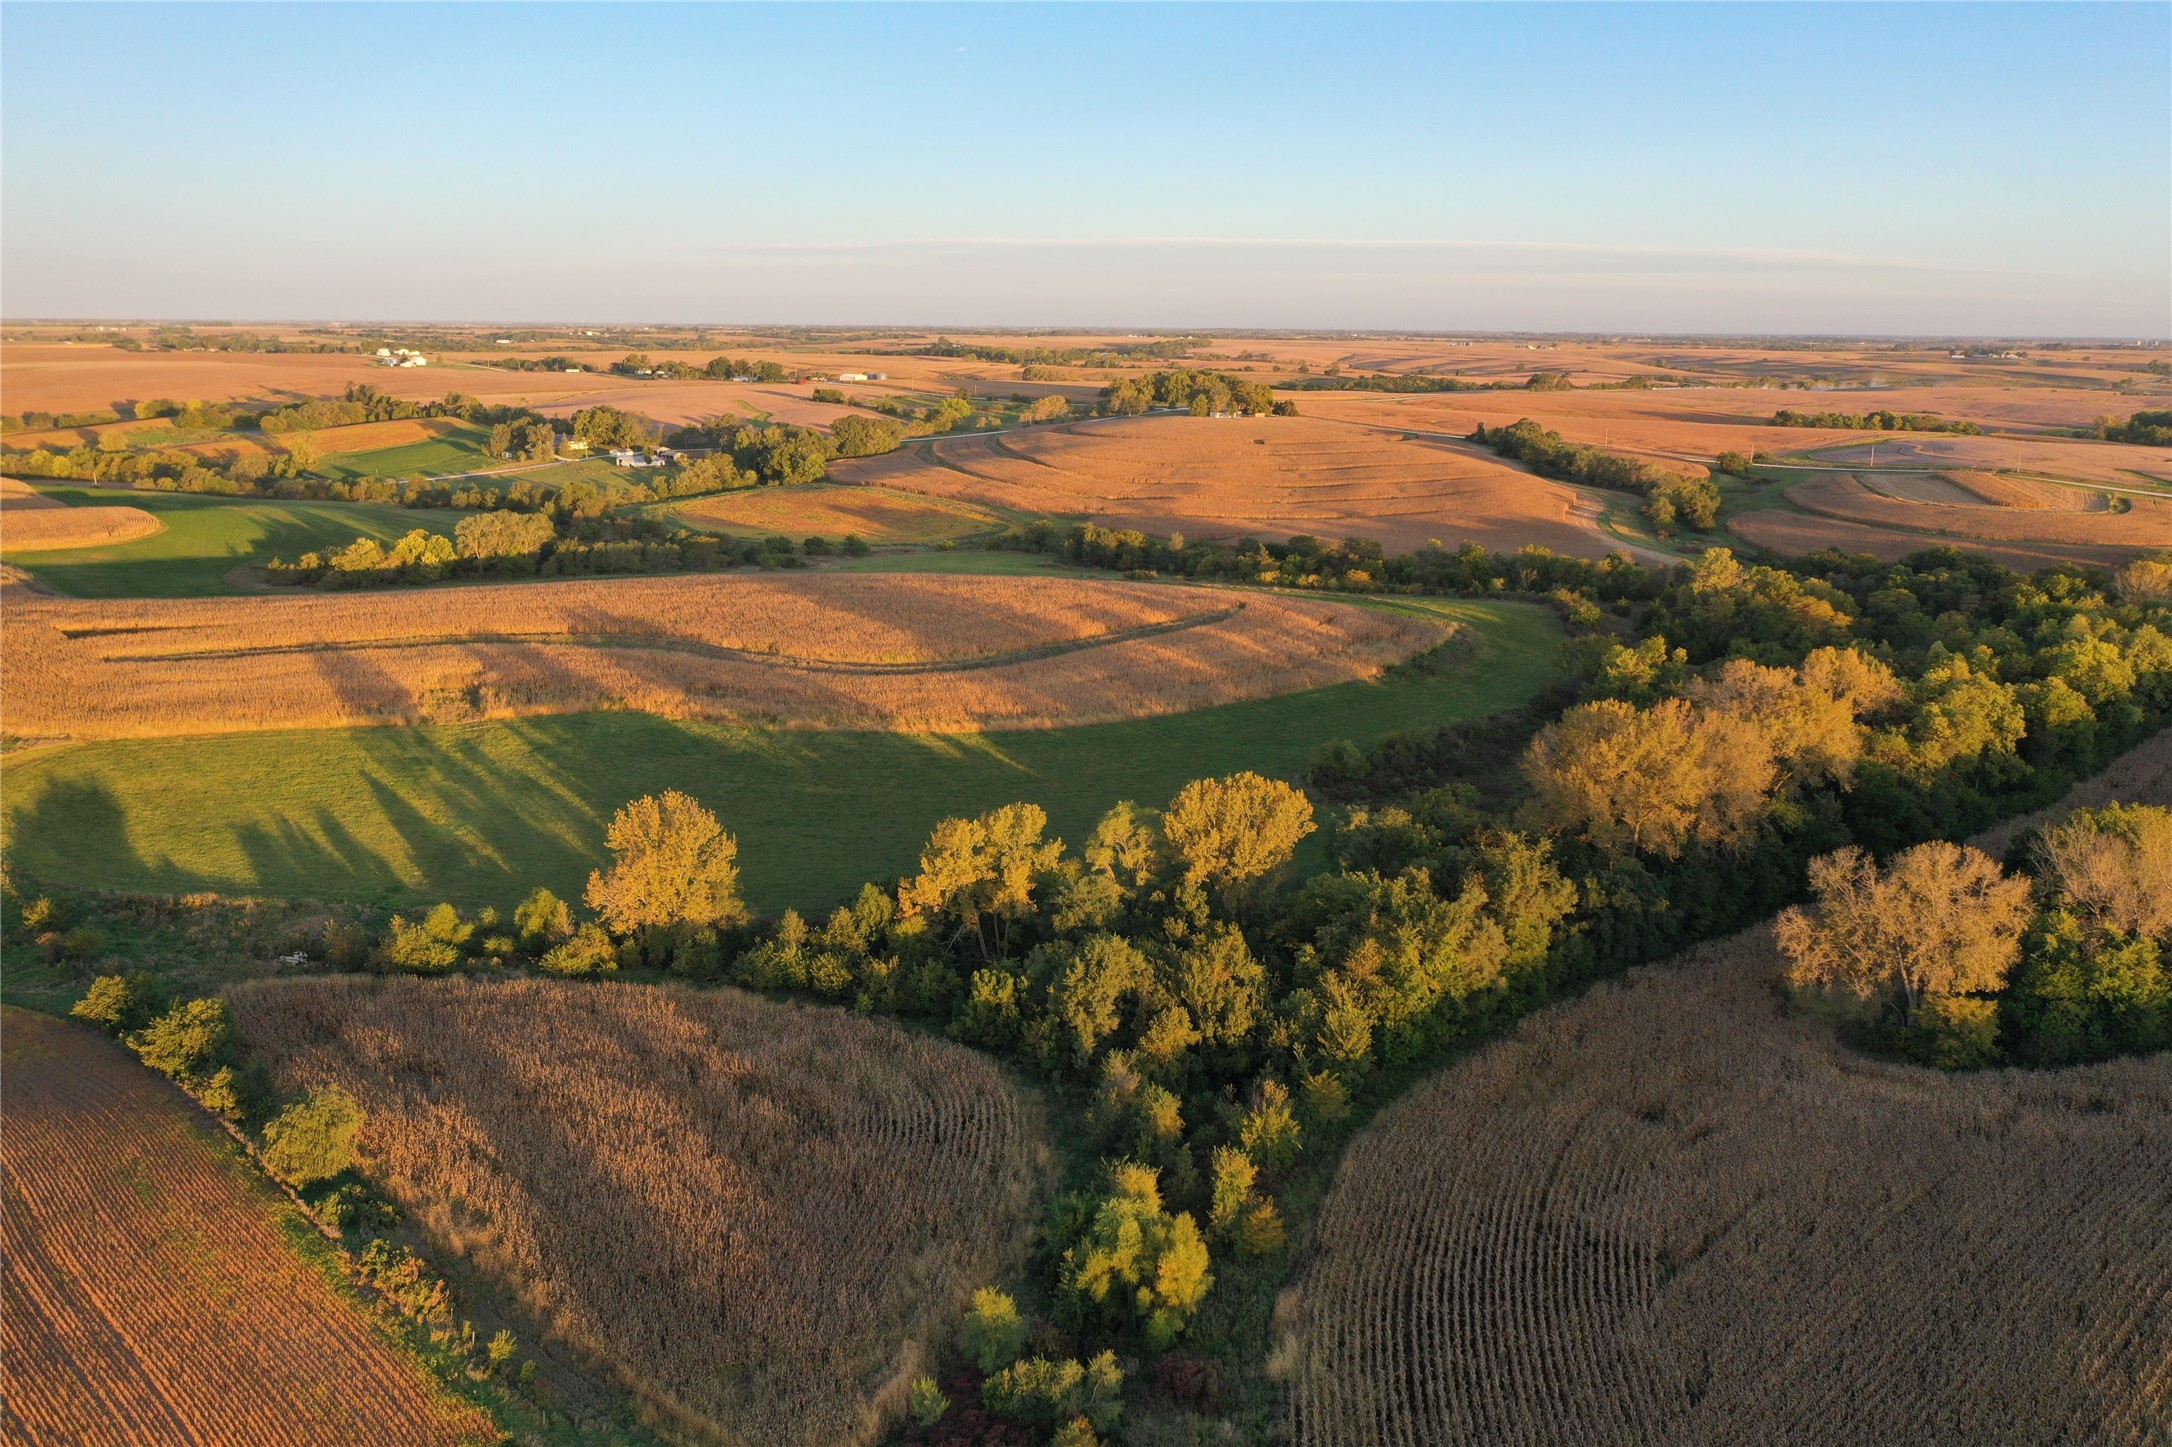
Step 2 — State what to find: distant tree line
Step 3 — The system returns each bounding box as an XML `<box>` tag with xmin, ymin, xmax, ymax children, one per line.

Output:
<box><xmin>1470</xmin><ymin>418</ymin><xmax>1722</xmax><ymax>532</ymax></box>
<box><xmin>923</xmin><ymin>336</ymin><xmax>1204</xmax><ymax>367</ymax></box>
<box><xmin>1768</xmin><ymin>408</ymin><xmax>1983</xmax><ymax>434</ymax></box>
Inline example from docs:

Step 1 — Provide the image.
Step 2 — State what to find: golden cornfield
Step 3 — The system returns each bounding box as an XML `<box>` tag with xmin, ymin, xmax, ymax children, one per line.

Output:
<box><xmin>1788</xmin><ymin>473</ymin><xmax>2172</xmax><ymax>549</ymax></box>
<box><xmin>225</xmin><ymin>976</ymin><xmax>1051</xmax><ymax>1447</ymax></box>
<box><xmin>0</xmin><ymin>1007</ymin><xmax>494</xmax><ymax>1447</ymax></box>
<box><xmin>1280</xmin><ymin>741</ymin><xmax>2172</xmax><ymax>1447</ymax></box>
<box><xmin>1</xmin><ymin>570</ymin><xmax>1445</xmax><ymax>738</ymax></box>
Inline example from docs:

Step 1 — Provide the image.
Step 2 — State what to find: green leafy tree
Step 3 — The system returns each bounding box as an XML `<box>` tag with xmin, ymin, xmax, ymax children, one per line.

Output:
<box><xmin>586</xmin><ymin>790</ymin><xmax>747</xmax><ymax>935</ymax></box>
<box><xmin>964</xmin><ymin>1286</ymin><xmax>1029</xmax><ymax>1373</ymax></box>
<box><xmin>899</xmin><ymin>803</ymin><xmax>1063</xmax><ymax>961</ymax></box>
<box><xmin>70</xmin><ymin>975</ymin><xmax>140</xmax><ymax>1034</ymax></box>
<box><xmin>261</xmin><ymin>1086</ymin><xmax>364</xmax><ymax>1188</ymax></box>
<box><xmin>1161</xmin><ymin>773</ymin><xmax>1315</xmax><ymax>897</ymax></box>
<box><xmin>129</xmin><ymin>998</ymin><xmax>229</xmax><ymax>1080</ymax></box>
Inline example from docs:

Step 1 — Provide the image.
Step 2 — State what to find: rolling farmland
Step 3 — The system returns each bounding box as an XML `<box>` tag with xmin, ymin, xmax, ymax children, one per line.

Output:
<box><xmin>0</xmin><ymin>1007</ymin><xmax>495</xmax><ymax>1447</ymax></box>
<box><xmin>835</xmin><ymin>415</ymin><xmax>1623</xmax><ymax>557</ymax></box>
<box><xmin>227</xmin><ymin>976</ymin><xmax>1048</xmax><ymax>1447</ymax></box>
<box><xmin>4</xmin><ymin>569</ymin><xmax>1447</xmax><ymax>738</ymax></box>
<box><xmin>1279</xmin><ymin>739</ymin><xmax>2172</xmax><ymax>1447</ymax></box>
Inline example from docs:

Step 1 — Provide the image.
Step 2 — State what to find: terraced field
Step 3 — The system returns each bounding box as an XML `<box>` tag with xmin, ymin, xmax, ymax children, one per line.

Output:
<box><xmin>228</xmin><ymin>976</ymin><xmax>1048</xmax><ymax>1447</ymax></box>
<box><xmin>835</xmin><ymin>414</ymin><xmax>1619</xmax><ymax>557</ymax></box>
<box><xmin>1</xmin><ymin>1007</ymin><xmax>494</xmax><ymax>1447</ymax></box>
<box><xmin>4</xmin><ymin>570</ymin><xmax>1446</xmax><ymax>738</ymax></box>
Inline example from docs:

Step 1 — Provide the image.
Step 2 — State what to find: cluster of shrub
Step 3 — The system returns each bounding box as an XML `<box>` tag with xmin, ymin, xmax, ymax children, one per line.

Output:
<box><xmin>1098</xmin><ymin>368</ymin><xmax>1287</xmax><ymax>418</ymax></box>
<box><xmin>1469</xmin><ymin>418</ymin><xmax>1723</xmax><ymax>531</ymax></box>
<box><xmin>1768</xmin><ymin>408</ymin><xmax>1984</xmax><ymax>434</ymax></box>
<box><xmin>266</xmin><ymin>509</ymin><xmax>873</xmax><ymax>587</ymax></box>
<box><xmin>2097</xmin><ymin>408</ymin><xmax>2172</xmax><ymax>446</ymax></box>
<box><xmin>59</xmin><ymin>964</ymin><xmax>534</xmax><ymax>1390</ymax></box>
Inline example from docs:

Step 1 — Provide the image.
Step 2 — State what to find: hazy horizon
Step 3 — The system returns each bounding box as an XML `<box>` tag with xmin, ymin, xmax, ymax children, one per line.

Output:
<box><xmin>4</xmin><ymin>2</ymin><xmax>2166</xmax><ymax>337</ymax></box>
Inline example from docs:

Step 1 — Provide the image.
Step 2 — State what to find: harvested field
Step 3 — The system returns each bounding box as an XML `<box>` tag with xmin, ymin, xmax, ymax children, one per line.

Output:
<box><xmin>1</xmin><ymin>499</ymin><xmax>163</xmax><ymax>553</ymax></box>
<box><xmin>1</xmin><ymin>1006</ymin><xmax>494</xmax><ymax>1447</ymax></box>
<box><xmin>1784</xmin><ymin>474</ymin><xmax>2172</xmax><ymax>549</ymax></box>
<box><xmin>1727</xmin><ymin>507</ymin><xmax>2142</xmax><ymax>573</ymax></box>
<box><xmin>671</xmin><ymin>483</ymin><xmax>1003</xmax><ymax>544</ymax></box>
<box><xmin>1</xmin><ymin>570</ymin><xmax>1449</xmax><ymax>738</ymax></box>
<box><xmin>1938</xmin><ymin>469</ymin><xmax>2107</xmax><ymax>511</ymax></box>
<box><xmin>227</xmin><ymin>976</ymin><xmax>1048</xmax><ymax>1447</ymax></box>
<box><xmin>1803</xmin><ymin>434</ymin><xmax>2172</xmax><ymax>487</ymax></box>
<box><xmin>836</xmin><ymin>415</ymin><xmax>1620</xmax><ymax>558</ymax></box>
<box><xmin>1282</xmin><ymin>744</ymin><xmax>2172</xmax><ymax>1447</ymax></box>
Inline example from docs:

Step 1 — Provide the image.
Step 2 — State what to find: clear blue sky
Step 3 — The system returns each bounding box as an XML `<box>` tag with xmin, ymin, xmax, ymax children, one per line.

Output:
<box><xmin>3</xmin><ymin>2</ymin><xmax>2165</xmax><ymax>335</ymax></box>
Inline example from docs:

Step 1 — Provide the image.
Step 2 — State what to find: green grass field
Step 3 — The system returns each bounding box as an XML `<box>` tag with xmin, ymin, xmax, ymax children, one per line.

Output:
<box><xmin>314</xmin><ymin>423</ymin><xmax>494</xmax><ymax>480</ymax></box>
<box><xmin>5</xmin><ymin>487</ymin><xmax>471</xmax><ymax>597</ymax></box>
<box><xmin>2</xmin><ymin>598</ymin><xmax>1561</xmax><ymax>914</ymax></box>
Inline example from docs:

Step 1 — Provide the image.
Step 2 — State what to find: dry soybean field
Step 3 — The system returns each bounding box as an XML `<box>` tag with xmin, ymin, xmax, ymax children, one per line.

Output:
<box><xmin>226</xmin><ymin>976</ymin><xmax>1050</xmax><ymax>1447</ymax></box>
<box><xmin>0</xmin><ymin>1007</ymin><xmax>494</xmax><ymax>1447</ymax></box>
<box><xmin>835</xmin><ymin>414</ymin><xmax>1620</xmax><ymax>558</ymax></box>
<box><xmin>2</xmin><ymin>569</ymin><xmax>1447</xmax><ymax>737</ymax></box>
<box><xmin>1280</xmin><ymin>746</ymin><xmax>2172</xmax><ymax>1447</ymax></box>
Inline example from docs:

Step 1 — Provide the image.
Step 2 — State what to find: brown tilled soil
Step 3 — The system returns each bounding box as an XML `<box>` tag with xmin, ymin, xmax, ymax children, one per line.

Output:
<box><xmin>1</xmin><ymin>1007</ymin><xmax>495</xmax><ymax>1447</ymax></box>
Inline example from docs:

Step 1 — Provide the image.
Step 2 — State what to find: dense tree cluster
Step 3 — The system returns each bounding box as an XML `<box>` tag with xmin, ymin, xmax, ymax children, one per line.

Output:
<box><xmin>1469</xmin><ymin>418</ymin><xmax>1723</xmax><ymax>531</ymax></box>
<box><xmin>2098</xmin><ymin>409</ymin><xmax>2172</xmax><ymax>446</ymax></box>
<box><xmin>1099</xmin><ymin>370</ymin><xmax>1279</xmax><ymax>417</ymax></box>
<box><xmin>1768</xmin><ymin>408</ymin><xmax>1983</xmax><ymax>434</ymax></box>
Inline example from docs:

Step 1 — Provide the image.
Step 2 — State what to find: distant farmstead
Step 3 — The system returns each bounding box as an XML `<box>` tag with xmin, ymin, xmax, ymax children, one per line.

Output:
<box><xmin>834</xmin><ymin>372</ymin><xmax>886</xmax><ymax>383</ymax></box>
<box><xmin>375</xmin><ymin>347</ymin><xmax>429</xmax><ymax>368</ymax></box>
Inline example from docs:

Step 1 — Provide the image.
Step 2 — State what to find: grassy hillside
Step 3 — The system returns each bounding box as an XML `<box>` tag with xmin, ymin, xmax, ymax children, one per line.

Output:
<box><xmin>314</xmin><ymin>423</ymin><xmax>495</xmax><ymax>480</ymax></box>
<box><xmin>7</xmin><ymin>487</ymin><xmax>468</xmax><ymax>597</ymax></box>
<box><xmin>2</xmin><ymin>598</ymin><xmax>1560</xmax><ymax>913</ymax></box>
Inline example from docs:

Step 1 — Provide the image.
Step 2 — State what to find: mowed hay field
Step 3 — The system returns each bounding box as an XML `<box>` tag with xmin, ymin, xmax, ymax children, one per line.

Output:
<box><xmin>228</xmin><ymin>976</ymin><xmax>1048</xmax><ymax>1447</ymax></box>
<box><xmin>1280</xmin><ymin>744</ymin><xmax>2172</xmax><ymax>1447</ymax></box>
<box><xmin>4</xmin><ymin>571</ymin><xmax>1447</xmax><ymax>738</ymax></box>
<box><xmin>669</xmin><ymin>483</ymin><xmax>1004</xmax><ymax>544</ymax></box>
<box><xmin>1</xmin><ymin>480</ymin><xmax>164</xmax><ymax>552</ymax></box>
<box><xmin>836</xmin><ymin>415</ymin><xmax>1619</xmax><ymax>558</ymax></box>
<box><xmin>0</xmin><ymin>1007</ymin><xmax>494</xmax><ymax>1447</ymax></box>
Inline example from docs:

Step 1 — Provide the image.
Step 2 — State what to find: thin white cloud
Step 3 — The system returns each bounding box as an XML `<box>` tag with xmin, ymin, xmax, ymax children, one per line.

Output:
<box><xmin>692</xmin><ymin>236</ymin><xmax>2024</xmax><ymax>275</ymax></box>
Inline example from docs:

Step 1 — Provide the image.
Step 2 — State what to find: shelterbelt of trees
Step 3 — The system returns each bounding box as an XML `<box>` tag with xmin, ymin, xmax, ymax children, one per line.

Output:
<box><xmin>39</xmin><ymin>534</ymin><xmax>2172</xmax><ymax>1445</ymax></box>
